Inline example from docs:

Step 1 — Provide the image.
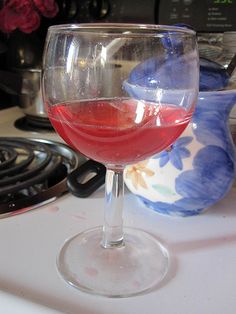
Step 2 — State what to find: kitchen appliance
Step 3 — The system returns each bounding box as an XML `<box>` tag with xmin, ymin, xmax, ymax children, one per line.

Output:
<box><xmin>0</xmin><ymin>29</ymin><xmax>47</xmax><ymax>119</ymax></box>
<box><xmin>74</xmin><ymin>0</ymin><xmax>236</xmax><ymax>31</ymax></box>
<box><xmin>0</xmin><ymin>104</ymin><xmax>108</xmax><ymax>218</ymax></box>
<box><xmin>0</xmin><ymin>137</ymin><xmax>83</xmax><ymax>217</ymax></box>
<box><xmin>158</xmin><ymin>0</ymin><xmax>236</xmax><ymax>33</ymax></box>
<box><xmin>0</xmin><ymin>68</ymin><xmax>51</xmax><ymax>132</ymax></box>
<box><xmin>74</xmin><ymin>0</ymin><xmax>236</xmax><ymax>59</ymax></box>
<box><xmin>14</xmin><ymin>115</ymin><xmax>54</xmax><ymax>132</ymax></box>
<box><xmin>0</xmin><ymin>67</ymin><xmax>50</xmax><ymax>129</ymax></box>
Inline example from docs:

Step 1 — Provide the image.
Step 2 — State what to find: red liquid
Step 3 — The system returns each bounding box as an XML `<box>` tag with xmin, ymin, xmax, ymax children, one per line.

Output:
<box><xmin>48</xmin><ymin>98</ymin><xmax>192</xmax><ymax>165</ymax></box>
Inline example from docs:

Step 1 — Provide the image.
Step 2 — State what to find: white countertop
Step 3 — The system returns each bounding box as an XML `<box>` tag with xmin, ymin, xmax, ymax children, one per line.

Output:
<box><xmin>0</xmin><ymin>107</ymin><xmax>236</xmax><ymax>314</ymax></box>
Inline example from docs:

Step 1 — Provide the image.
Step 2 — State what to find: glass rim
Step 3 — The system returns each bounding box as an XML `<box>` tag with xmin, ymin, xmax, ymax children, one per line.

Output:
<box><xmin>47</xmin><ymin>23</ymin><xmax>196</xmax><ymax>36</ymax></box>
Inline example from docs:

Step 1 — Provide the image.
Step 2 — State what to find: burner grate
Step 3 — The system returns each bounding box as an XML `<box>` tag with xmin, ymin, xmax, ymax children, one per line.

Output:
<box><xmin>14</xmin><ymin>116</ymin><xmax>54</xmax><ymax>132</ymax></box>
<box><xmin>0</xmin><ymin>137</ymin><xmax>83</xmax><ymax>217</ymax></box>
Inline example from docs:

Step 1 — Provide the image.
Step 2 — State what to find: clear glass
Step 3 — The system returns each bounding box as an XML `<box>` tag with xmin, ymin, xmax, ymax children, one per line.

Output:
<box><xmin>42</xmin><ymin>23</ymin><xmax>199</xmax><ymax>297</ymax></box>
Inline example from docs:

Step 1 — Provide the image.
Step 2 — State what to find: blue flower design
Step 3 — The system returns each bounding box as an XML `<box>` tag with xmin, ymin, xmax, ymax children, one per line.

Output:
<box><xmin>138</xmin><ymin>145</ymin><xmax>235</xmax><ymax>217</ymax></box>
<box><xmin>153</xmin><ymin>136</ymin><xmax>193</xmax><ymax>170</ymax></box>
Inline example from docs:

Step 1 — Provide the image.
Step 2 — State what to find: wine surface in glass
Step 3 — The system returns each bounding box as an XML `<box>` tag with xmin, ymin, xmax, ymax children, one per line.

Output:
<box><xmin>48</xmin><ymin>98</ymin><xmax>192</xmax><ymax>165</ymax></box>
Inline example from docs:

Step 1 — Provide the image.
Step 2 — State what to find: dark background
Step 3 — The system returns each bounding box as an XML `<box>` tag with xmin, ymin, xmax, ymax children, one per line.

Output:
<box><xmin>1</xmin><ymin>0</ymin><xmax>236</xmax><ymax>108</ymax></box>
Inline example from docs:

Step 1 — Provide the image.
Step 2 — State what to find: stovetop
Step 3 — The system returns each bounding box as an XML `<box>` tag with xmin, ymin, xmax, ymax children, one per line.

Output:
<box><xmin>0</xmin><ymin>137</ymin><xmax>82</xmax><ymax>217</ymax></box>
<box><xmin>0</xmin><ymin>106</ymin><xmax>236</xmax><ymax>314</ymax></box>
<box><xmin>0</xmin><ymin>108</ymin><xmax>88</xmax><ymax>217</ymax></box>
<box><xmin>0</xmin><ymin>106</ymin><xmax>59</xmax><ymax>140</ymax></box>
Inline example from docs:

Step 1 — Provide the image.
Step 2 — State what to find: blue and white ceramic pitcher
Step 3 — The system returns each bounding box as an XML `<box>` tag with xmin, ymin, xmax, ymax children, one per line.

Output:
<box><xmin>125</xmin><ymin>90</ymin><xmax>236</xmax><ymax>216</ymax></box>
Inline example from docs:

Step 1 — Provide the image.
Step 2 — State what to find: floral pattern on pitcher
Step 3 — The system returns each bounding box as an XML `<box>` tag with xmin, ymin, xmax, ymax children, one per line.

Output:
<box><xmin>125</xmin><ymin>160</ymin><xmax>154</xmax><ymax>190</ymax></box>
<box><xmin>125</xmin><ymin>90</ymin><xmax>236</xmax><ymax>217</ymax></box>
<box><xmin>153</xmin><ymin>136</ymin><xmax>193</xmax><ymax>170</ymax></box>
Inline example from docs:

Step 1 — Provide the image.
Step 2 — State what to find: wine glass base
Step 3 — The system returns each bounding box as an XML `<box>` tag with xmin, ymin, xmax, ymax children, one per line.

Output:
<box><xmin>57</xmin><ymin>227</ymin><xmax>169</xmax><ymax>298</ymax></box>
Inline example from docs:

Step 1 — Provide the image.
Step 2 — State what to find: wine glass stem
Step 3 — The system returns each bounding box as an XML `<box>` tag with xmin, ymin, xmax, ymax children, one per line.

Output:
<box><xmin>102</xmin><ymin>167</ymin><xmax>124</xmax><ymax>248</ymax></box>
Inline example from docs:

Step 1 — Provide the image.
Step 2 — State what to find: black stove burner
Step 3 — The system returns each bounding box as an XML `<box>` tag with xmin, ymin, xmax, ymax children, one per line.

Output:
<box><xmin>14</xmin><ymin>116</ymin><xmax>54</xmax><ymax>132</ymax></box>
<box><xmin>0</xmin><ymin>137</ymin><xmax>82</xmax><ymax>217</ymax></box>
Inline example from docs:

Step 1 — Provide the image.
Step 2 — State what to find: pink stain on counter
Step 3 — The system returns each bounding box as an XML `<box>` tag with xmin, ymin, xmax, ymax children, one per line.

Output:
<box><xmin>85</xmin><ymin>266</ymin><xmax>99</xmax><ymax>277</ymax></box>
<box><xmin>71</xmin><ymin>214</ymin><xmax>87</xmax><ymax>220</ymax></box>
<box><xmin>47</xmin><ymin>205</ymin><xmax>60</xmax><ymax>213</ymax></box>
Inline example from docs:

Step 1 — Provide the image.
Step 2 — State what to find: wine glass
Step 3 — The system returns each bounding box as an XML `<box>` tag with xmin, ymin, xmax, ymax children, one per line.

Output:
<box><xmin>42</xmin><ymin>23</ymin><xmax>199</xmax><ymax>297</ymax></box>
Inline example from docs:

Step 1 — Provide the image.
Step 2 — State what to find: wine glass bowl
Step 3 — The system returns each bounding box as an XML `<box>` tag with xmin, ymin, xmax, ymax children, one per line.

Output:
<box><xmin>42</xmin><ymin>23</ymin><xmax>199</xmax><ymax>297</ymax></box>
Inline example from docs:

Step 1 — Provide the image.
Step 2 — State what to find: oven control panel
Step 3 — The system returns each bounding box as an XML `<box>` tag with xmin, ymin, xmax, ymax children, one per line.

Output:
<box><xmin>73</xmin><ymin>0</ymin><xmax>236</xmax><ymax>32</ymax></box>
<box><xmin>158</xmin><ymin>0</ymin><xmax>236</xmax><ymax>32</ymax></box>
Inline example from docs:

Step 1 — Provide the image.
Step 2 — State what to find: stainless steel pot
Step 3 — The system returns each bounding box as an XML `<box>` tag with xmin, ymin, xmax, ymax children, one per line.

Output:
<box><xmin>0</xmin><ymin>67</ymin><xmax>47</xmax><ymax>119</ymax></box>
<box><xmin>16</xmin><ymin>68</ymin><xmax>47</xmax><ymax>119</ymax></box>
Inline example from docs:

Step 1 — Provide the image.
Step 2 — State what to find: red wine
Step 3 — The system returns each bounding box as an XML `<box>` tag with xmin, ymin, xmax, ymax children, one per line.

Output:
<box><xmin>48</xmin><ymin>98</ymin><xmax>193</xmax><ymax>165</ymax></box>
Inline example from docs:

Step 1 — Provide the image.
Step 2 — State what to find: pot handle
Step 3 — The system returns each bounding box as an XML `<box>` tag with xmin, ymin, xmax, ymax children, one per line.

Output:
<box><xmin>67</xmin><ymin>160</ymin><xmax>106</xmax><ymax>198</ymax></box>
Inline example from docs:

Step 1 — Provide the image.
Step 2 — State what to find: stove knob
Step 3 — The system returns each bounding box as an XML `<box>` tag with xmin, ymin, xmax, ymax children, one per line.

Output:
<box><xmin>89</xmin><ymin>0</ymin><xmax>110</xmax><ymax>19</ymax></box>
